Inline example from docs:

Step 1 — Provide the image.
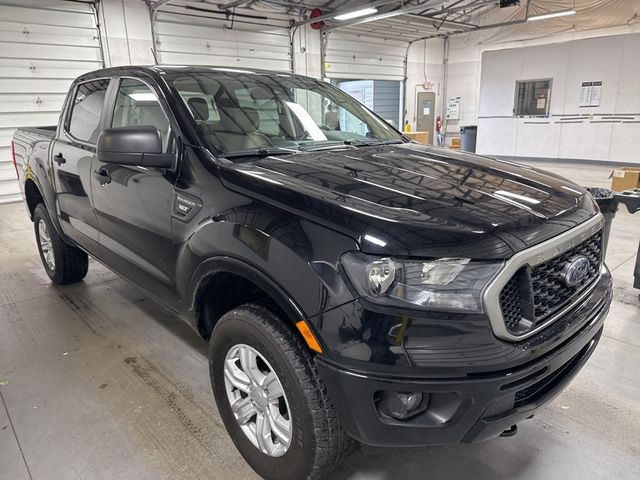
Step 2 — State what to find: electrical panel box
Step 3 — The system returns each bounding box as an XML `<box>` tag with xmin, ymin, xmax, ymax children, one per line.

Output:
<box><xmin>446</xmin><ymin>97</ymin><xmax>461</xmax><ymax>120</ymax></box>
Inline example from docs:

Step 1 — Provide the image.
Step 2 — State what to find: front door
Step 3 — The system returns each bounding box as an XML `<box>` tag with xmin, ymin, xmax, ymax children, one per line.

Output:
<box><xmin>91</xmin><ymin>77</ymin><xmax>178</xmax><ymax>303</ymax></box>
<box><xmin>52</xmin><ymin>78</ymin><xmax>111</xmax><ymax>254</ymax></box>
<box><xmin>416</xmin><ymin>91</ymin><xmax>435</xmax><ymax>144</ymax></box>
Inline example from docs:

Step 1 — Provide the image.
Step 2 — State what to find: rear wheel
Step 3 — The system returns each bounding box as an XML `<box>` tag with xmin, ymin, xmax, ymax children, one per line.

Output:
<box><xmin>210</xmin><ymin>304</ymin><xmax>350</xmax><ymax>480</ymax></box>
<box><xmin>34</xmin><ymin>203</ymin><xmax>88</xmax><ymax>285</ymax></box>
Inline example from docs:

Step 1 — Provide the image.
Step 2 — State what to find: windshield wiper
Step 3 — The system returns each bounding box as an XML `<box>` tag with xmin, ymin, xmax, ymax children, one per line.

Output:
<box><xmin>343</xmin><ymin>139</ymin><xmax>405</xmax><ymax>147</ymax></box>
<box><xmin>298</xmin><ymin>141</ymin><xmax>358</xmax><ymax>152</ymax></box>
<box><xmin>299</xmin><ymin>139</ymin><xmax>405</xmax><ymax>152</ymax></box>
<box><xmin>222</xmin><ymin>147</ymin><xmax>300</xmax><ymax>159</ymax></box>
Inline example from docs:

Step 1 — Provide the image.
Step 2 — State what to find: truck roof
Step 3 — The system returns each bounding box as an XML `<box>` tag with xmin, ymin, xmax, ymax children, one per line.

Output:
<box><xmin>76</xmin><ymin>65</ymin><xmax>307</xmax><ymax>83</ymax></box>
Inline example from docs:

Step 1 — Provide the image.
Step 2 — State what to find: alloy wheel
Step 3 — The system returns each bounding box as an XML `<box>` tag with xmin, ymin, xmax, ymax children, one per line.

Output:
<box><xmin>223</xmin><ymin>343</ymin><xmax>292</xmax><ymax>457</ymax></box>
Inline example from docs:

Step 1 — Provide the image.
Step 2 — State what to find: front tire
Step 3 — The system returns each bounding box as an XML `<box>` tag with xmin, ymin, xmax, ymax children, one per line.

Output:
<box><xmin>210</xmin><ymin>304</ymin><xmax>350</xmax><ymax>480</ymax></box>
<box><xmin>34</xmin><ymin>203</ymin><xmax>88</xmax><ymax>285</ymax></box>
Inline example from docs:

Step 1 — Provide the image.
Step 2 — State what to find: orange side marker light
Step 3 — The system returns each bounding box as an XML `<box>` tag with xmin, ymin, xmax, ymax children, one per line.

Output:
<box><xmin>295</xmin><ymin>320</ymin><xmax>323</xmax><ymax>354</ymax></box>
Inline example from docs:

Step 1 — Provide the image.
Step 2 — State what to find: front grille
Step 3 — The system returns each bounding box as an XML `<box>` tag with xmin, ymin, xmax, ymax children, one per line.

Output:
<box><xmin>499</xmin><ymin>230</ymin><xmax>602</xmax><ymax>335</ymax></box>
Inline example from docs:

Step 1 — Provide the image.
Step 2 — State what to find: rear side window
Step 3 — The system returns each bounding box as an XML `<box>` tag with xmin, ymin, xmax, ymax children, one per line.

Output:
<box><xmin>112</xmin><ymin>78</ymin><xmax>172</xmax><ymax>152</ymax></box>
<box><xmin>68</xmin><ymin>79</ymin><xmax>110</xmax><ymax>144</ymax></box>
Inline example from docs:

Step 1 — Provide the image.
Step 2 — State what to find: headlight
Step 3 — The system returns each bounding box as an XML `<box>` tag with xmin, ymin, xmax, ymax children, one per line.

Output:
<box><xmin>341</xmin><ymin>252</ymin><xmax>503</xmax><ymax>312</ymax></box>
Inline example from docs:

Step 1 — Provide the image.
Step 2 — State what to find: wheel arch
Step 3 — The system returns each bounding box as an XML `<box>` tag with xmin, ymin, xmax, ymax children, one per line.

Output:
<box><xmin>24</xmin><ymin>177</ymin><xmax>44</xmax><ymax>219</ymax></box>
<box><xmin>188</xmin><ymin>256</ymin><xmax>306</xmax><ymax>341</ymax></box>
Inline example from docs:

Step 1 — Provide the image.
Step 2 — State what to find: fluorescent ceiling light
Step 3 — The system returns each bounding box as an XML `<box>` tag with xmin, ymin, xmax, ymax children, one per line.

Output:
<box><xmin>128</xmin><ymin>92</ymin><xmax>157</xmax><ymax>102</ymax></box>
<box><xmin>334</xmin><ymin>7</ymin><xmax>377</xmax><ymax>21</ymax></box>
<box><xmin>528</xmin><ymin>9</ymin><xmax>576</xmax><ymax>21</ymax></box>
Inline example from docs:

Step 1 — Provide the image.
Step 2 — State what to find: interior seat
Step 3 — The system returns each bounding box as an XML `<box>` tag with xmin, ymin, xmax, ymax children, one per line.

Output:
<box><xmin>205</xmin><ymin>97</ymin><xmax>269</xmax><ymax>153</ymax></box>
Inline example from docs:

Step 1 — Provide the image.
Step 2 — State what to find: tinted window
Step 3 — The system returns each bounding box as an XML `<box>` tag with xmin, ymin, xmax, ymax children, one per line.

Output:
<box><xmin>112</xmin><ymin>79</ymin><xmax>172</xmax><ymax>151</ymax></box>
<box><xmin>171</xmin><ymin>73</ymin><xmax>403</xmax><ymax>156</ymax></box>
<box><xmin>68</xmin><ymin>79</ymin><xmax>110</xmax><ymax>143</ymax></box>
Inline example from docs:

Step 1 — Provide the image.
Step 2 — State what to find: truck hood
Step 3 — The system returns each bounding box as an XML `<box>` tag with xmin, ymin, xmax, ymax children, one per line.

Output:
<box><xmin>219</xmin><ymin>143</ymin><xmax>597</xmax><ymax>258</ymax></box>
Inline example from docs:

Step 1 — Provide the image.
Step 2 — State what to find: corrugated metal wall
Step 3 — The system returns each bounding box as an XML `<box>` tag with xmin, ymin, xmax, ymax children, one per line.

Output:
<box><xmin>0</xmin><ymin>0</ymin><xmax>103</xmax><ymax>204</ymax></box>
<box><xmin>372</xmin><ymin>80</ymin><xmax>401</xmax><ymax>128</ymax></box>
<box><xmin>323</xmin><ymin>32</ymin><xmax>407</xmax><ymax>82</ymax></box>
<box><xmin>153</xmin><ymin>4</ymin><xmax>293</xmax><ymax>72</ymax></box>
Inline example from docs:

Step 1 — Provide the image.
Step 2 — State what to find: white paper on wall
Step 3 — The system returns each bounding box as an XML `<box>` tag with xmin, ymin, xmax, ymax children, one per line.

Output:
<box><xmin>580</xmin><ymin>81</ymin><xmax>592</xmax><ymax>107</ymax></box>
<box><xmin>590</xmin><ymin>81</ymin><xmax>602</xmax><ymax>107</ymax></box>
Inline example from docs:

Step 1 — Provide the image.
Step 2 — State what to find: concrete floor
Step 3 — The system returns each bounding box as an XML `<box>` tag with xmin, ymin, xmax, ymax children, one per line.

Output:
<box><xmin>1</xmin><ymin>161</ymin><xmax>639</xmax><ymax>480</ymax></box>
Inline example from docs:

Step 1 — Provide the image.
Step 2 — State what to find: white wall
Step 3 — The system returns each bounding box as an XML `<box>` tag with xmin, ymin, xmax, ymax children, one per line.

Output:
<box><xmin>405</xmin><ymin>38</ymin><xmax>444</xmax><ymax>134</ymax></box>
<box><xmin>98</xmin><ymin>0</ymin><xmax>155</xmax><ymax>66</ymax></box>
<box><xmin>430</xmin><ymin>23</ymin><xmax>640</xmax><ymax>163</ymax></box>
<box><xmin>476</xmin><ymin>32</ymin><xmax>640</xmax><ymax>163</ymax></box>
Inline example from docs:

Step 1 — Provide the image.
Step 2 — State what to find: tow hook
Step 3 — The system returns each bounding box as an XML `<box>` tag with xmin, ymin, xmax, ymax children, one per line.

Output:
<box><xmin>500</xmin><ymin>425</ymin><xmax>518</xmax><ymax>437</ymax></box>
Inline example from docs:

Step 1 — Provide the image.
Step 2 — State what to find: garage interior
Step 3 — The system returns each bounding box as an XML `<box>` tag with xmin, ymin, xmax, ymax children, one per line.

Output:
<box><xmin>1</xmin><ymin>0</ymin><xmax>639</xmax><ymax>479</ymax></box>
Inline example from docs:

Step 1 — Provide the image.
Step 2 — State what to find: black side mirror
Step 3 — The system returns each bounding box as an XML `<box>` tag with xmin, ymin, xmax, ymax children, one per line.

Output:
<box><xmin>97</xmin><ymin>126</ymin><xmax>175</xmax><ymax>168</ymax></box>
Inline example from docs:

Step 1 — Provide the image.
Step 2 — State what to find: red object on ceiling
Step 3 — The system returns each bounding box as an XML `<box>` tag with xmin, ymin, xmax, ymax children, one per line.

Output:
<box><xmin>309</xmin><ymin>8</ymin><xmax>325</xmax><ymax>30</ymax></box>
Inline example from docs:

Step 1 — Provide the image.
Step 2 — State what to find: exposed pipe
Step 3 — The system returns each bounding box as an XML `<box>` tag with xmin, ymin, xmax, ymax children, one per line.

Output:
<box><xmin>218</xmin><ymin>0</ymin><xmax>252</xmax><ymax>9</ymax></box>
<box><xmin>150</xmin><ymin>0</ymin><xmax>176</xmax><ymax>12</ymax></box>
<box><xmin>441</xmin><ymin>35</ymin><xmax>449</xmax><ymax>138</ymax></box>
<box><xmin>410</xmin><ymin>0</ymin><xmax>532</xmax><ymax>42</ymax></box>
<box><xmin>401</xmin><ymin>41</ymin><xmax>410</xmax><ymax>128</ymax></box>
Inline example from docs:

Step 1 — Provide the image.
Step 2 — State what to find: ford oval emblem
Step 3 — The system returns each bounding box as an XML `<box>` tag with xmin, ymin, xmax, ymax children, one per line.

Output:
<box><xmin>562</xmin><ymin>256</ymin><xmax>590</xmax><ymax>287</ymax></box>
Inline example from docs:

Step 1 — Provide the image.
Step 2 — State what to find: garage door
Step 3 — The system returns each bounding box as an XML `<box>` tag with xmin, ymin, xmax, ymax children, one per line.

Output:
<box><xmin>153</xmin><ymin>5</ymin><xmax>292</xmax><ymax>72</ymax></box>
<box><xmin>0</xmin><ymin>0</ymin><xmax>103</xmax><ymax>204</ymax></box>
<box><xmin>323</xmin><ymin>32</ymin><xmax>408</xmax><ymax>81</ymax></box>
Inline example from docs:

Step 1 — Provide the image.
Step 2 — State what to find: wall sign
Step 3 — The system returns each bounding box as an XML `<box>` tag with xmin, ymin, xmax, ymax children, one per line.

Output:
<box><xmin>580</xmin><ymin>81</ymin><xmax>602</xmax><ymax>107</ymax></box>
<box><xmin>447</xmin><ymin>96</ymin><xmax>461</xmax><ymax>120</ymax></box>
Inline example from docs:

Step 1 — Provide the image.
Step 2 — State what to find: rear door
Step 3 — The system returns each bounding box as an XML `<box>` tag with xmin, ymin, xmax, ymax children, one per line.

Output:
<box><xmin>91</xmin><ymin>77</ymin><xmax>178</xmax><ymax>303</ymax></box>
<box><xmin>52</xmin><ymin>77</ymin><xmax>111</xmax><ymax>253</ymax></box>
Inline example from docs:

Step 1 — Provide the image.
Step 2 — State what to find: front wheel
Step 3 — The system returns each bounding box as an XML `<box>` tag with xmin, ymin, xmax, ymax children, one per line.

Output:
<box><xmin>210</xmin><ymin>304</ymin><xmax>350</xmax><ymax>480</ymax></box>
<box><xmin>33</xmin><ymin>203</ymin><xmax>88</xmax><ymax>285</ymax></box>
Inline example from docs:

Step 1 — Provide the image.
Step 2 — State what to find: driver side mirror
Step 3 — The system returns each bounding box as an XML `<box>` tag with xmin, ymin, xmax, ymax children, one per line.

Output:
<box><xmin>97</xmin><ymin>126</ymin><xmax>175</xmax><ymax>168</ymax></box>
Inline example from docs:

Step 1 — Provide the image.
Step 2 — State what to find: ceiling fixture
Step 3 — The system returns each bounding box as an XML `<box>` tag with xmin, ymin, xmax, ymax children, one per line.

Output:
<box><xmin>334</xmin><ymin>7</ymin><xmax>378</xmax><ymax>21</ymax></box>
<box><xmin>528</xmin><ymin>9</ymin><xmax>576</xmax><ymax>21</ymax></box>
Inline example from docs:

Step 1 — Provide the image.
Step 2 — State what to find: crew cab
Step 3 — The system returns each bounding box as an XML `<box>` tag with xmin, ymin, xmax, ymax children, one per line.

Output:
<box><xmin>12</xmin><ymin>66</ymin><xmax>612</xmax><ymax>480</ymax></box>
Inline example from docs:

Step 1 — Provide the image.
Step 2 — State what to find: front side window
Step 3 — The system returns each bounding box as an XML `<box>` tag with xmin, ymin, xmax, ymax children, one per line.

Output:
<box><xmin>68</xmin><ymin>79</ymin><xmax>110</xmax><ymax>144</ymax></box>
<box><xmin>171</xmin><ymin>72</ymin><xmax>404</xmax><ymax>157</ymax></box>
<box><xmin>112</xmin><ymin>78</ymin><xmax>172</xmax><ymax>151</ymax></box>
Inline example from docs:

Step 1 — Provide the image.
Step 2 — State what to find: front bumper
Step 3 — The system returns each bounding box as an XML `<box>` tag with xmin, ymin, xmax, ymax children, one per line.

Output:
<box><xmin>316</xmin><ymin>292</ymin><xmax>608</xmax><ymax>447</ymax></box>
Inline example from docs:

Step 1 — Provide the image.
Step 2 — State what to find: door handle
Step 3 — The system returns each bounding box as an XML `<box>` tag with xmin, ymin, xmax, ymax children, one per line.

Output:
<box><xmin>94</xmin><ymin>167</ymin><xmax>111</xmax><ymax>185</ymax></box>
<box><xmin>53</xmin><ymin>153</ymin><xmax>66</xmax><ymax>165</ymax></box>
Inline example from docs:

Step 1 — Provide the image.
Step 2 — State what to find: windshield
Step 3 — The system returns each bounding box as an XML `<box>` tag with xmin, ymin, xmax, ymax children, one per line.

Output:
<box><xmin>169</xmin><ymin>71</ymin><xmax>405</xmax><ymax>157</ymax></box>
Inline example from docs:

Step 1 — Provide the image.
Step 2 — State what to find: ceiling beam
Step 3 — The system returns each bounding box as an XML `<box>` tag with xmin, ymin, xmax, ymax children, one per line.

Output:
<box><xmin>148</xmin><ymin>0</ymin><xmax>177</xmax><ymax>12</ymax></box>
<box><xmin>218</xmin><ymin>0</ymin><xmax>253</xmax><ymax>9</ymax></box>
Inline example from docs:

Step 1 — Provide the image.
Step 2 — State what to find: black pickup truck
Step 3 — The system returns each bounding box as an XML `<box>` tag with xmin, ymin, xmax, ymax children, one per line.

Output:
<box><xmin>12</xmin><ymin>66</ymin><xmax>612</xmax><ymax>480</ymax></box>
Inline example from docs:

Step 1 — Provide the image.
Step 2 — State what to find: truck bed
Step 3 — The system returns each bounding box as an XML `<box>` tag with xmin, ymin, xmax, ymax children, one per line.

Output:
<box><xmin>15</xmin><ymin>126</ymin><xmax>56</xmax><ymax>139</ymax></box>
<box><xmin>11</xmin><ymin>126</ymin><xmax>57</xmax><ymax>202</ymax></box>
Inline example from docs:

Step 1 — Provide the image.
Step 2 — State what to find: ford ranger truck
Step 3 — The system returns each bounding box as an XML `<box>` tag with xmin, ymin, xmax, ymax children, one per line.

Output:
<box><xmin>12</xmin><ymin>66</ymin><xmax>612</xmax><ymax>480</ymax></box>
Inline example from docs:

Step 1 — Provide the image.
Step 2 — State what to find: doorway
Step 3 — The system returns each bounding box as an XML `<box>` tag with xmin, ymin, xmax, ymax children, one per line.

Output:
<box><xmin>416</xmin><ymin>91</ymin><xmax>435</xmax><ymax>144</ymax></box>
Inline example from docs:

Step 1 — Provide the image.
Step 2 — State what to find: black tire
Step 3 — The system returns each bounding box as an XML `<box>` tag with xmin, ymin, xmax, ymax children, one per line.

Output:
<box><xmin>33</xmin><ymin>203</ymin><xmax>88</xmax><ymax>285</ymax></box>
<box><xmin>210</xmin><ymin>304</ymin><xmax>350</xmax><ymax>480</ymax></box>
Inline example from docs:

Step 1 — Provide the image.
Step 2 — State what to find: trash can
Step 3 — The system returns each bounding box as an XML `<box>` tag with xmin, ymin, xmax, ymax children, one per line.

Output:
<box><xmin>460</xmin><ymin>126</ymin><xmax>477</xmax><ymax>153</ymax></box>
<box><xmin>585</xmin><ymin>187</ymin><xmax>618</xmax><ymax>260</ymax></box>
<box><xmin>612</xmin><ymin>188</ymin><xmax>640</xmax><ymax>290</ymax></box>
